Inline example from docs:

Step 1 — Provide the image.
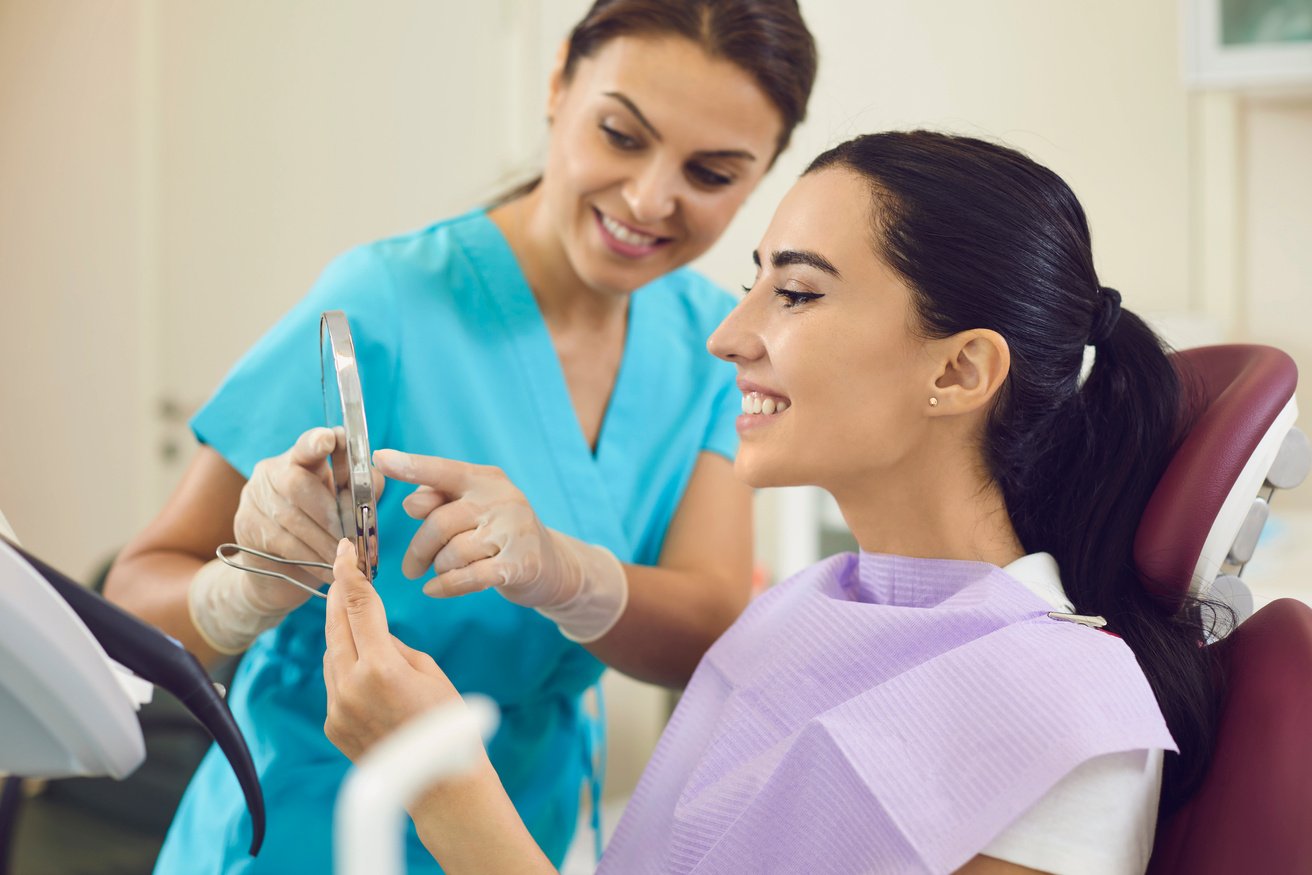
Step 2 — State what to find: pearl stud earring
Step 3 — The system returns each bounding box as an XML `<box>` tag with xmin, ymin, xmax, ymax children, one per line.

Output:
<box><xmin>928</xmin><ymin>397</ymin><xmax>939</xmax><ymax>408</ymax></box>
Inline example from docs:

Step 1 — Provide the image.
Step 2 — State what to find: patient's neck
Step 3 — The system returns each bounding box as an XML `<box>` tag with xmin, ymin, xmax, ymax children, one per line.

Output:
<box><xmin>831</xmin><ymin>461</ymin><xmax>1025</xmax><ymax>569</ymax></box>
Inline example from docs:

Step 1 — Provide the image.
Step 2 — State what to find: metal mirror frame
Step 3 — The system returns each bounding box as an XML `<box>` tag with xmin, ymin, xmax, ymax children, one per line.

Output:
<box><xmin>321</xmin><ymin>310</ymin><xmax>378</xmax><ymax>581</ymax></box>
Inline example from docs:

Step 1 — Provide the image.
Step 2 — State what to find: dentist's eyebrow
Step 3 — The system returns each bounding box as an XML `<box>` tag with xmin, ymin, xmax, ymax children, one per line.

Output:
<box><xmin>604</xmin><ymin>92</ymin><xmax>662</xmax><ymax>141</ymax></box>
<box><xmin>770</xmin><ymin>248</ymin><xmax>842</xmax><ymax>279</ymax></box>
<box><xmin>606</xmin><ymin>91</ymin><xmax>758</xmax><ymax>163</ymax></box>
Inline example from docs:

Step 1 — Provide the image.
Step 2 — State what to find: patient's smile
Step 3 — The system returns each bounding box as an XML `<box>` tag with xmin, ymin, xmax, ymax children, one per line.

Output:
<box><xmin>740</xmin><ymin>391</ymin><xmax>790</xmax><ymax>415</ymax></box>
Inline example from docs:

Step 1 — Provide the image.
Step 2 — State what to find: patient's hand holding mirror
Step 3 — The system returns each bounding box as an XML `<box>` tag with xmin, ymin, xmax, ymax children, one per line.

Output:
<box><xmin>215</xmin><ymin>310</ymin><xmax>377</xmax><ymax>596</ymax></box>
<box><xmin>321</xmin><ymin>310</ymin><xmax>378</xmax><ymax>581</ymax></box>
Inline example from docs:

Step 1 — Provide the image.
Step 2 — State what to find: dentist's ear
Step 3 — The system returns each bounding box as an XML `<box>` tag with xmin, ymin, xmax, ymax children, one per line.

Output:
<box><xmin>924</xmin><ymin>329</ymin><xmax>1010</xmax><ymax>416</ymax></box>
<box><xmin>546</xmin><ymin>39</ymin><xmax>571</xmax><ymax>123</ymax></box>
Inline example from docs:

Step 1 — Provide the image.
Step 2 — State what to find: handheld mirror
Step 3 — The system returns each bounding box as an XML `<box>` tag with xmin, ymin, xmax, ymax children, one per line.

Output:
<box><xmin>321</xmin><ymin>310</ymin><xmax>379</xmax><ymax>581</ymax></box>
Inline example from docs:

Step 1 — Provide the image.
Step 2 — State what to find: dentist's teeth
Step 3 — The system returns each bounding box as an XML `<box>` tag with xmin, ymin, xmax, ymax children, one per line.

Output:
<box><xmin>600</xmin><ymin>213</ymin><xmax>659</xmax><ymax>247</ymax></box>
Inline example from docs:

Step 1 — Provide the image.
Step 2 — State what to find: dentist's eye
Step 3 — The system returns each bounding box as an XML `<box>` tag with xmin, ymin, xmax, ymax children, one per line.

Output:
<box><xmin>600</xmin><ymin>123</ymin><xmax>640</xmax><ymax>150</ymax></box>
<box><xmin>775</xmin><ymin>288</ymin><xmax>822</xmax><ymax>308</ymax></box>
<box><xmin>687</xmin><ymin>163</ymin><xmax>733</xmax><ymax>188</ymax></box>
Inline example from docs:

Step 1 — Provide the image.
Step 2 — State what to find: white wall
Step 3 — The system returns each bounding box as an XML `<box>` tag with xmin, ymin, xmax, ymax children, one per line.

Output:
<box><xmin>0</xmin><ymin>1</ymin><xmax>145</xmax><ymax>578</ymax></box>
<box><xmin>1242</xmin><ymin>95</ymin><xmax>1312</xmax><ymax>501</ymax></box>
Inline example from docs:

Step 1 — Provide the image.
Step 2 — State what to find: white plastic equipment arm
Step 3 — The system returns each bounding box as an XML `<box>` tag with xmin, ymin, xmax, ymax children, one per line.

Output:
<box><xmin>334</xmin><ymin>696</ymin><xmax>499</xmax><ymax>875</ymax></box>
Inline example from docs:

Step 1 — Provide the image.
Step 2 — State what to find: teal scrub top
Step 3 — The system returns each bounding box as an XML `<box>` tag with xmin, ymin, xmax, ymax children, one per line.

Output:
<box><xmin>154</xmin><ymin>210</ymin><xmax>741</xmax><ymax>874</ymax></box>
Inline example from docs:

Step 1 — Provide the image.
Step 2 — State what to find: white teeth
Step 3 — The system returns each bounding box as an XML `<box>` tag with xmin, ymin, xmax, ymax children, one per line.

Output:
<box><xmin>740</xmin><ymin>391</ymin><xmax>789</xmax><ymax>416</ymax></box>
<box><xmin>600</xmin><ymin>212</ymin><xmax>659</xmax><ymax>247</ymax></box>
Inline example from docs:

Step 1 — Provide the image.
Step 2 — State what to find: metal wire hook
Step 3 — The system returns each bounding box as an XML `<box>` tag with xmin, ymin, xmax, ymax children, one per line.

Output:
<box><xmin>216</xmin><ymin>543</ymin><xmax>331</xmax><ymax>600</ymax></box>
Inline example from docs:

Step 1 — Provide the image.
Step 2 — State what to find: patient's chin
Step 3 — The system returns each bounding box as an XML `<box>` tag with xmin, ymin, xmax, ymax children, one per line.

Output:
<box><xmin>733</xmin><ymin>456</ymin><xmax>803</xmax><ymax>490</ymax></box>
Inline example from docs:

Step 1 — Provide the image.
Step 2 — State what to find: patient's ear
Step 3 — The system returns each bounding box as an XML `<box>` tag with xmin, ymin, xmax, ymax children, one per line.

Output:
<box><xmin>925</xmin><ymin>330</ymin><xmax>1010</xmax><ymax>416</ymax></box>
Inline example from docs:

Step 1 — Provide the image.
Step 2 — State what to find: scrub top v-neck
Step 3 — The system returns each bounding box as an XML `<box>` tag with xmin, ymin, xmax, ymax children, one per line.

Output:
<box><xmin>156</xmin><ymin>209</ymin><xmax>742</xmax><ymax>874</ymax></box>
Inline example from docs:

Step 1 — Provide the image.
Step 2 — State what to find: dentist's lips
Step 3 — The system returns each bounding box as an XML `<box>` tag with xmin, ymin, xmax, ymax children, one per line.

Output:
<box><xmin>593</xmin><ymin>208</ymin><xmax>671</xmax><ymax>258</ymax></box>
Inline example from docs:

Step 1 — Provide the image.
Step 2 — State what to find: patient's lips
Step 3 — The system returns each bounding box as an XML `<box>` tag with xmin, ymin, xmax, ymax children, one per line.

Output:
<box><xmin>737</xmin><ymin>379</ymin><xmax>789</xmax><ymax>431</ymax></box>
<box><xmin>740</xmin><ymin>391</ymin><xmax>789</xmax><ymax>416</ymax></box>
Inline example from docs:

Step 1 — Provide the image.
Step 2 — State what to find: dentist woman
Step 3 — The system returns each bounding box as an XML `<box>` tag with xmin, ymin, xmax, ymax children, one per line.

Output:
<box><xmin>104</xmin><ymin>2</ymin><xmax>817</xmax><ymax>872</ymax></box>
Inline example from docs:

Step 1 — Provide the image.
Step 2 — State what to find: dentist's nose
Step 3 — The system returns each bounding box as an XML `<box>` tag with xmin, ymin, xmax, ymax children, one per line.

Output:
<box><xmin>623</xmin><ymin>160</ymin><xmax>678</xmax><ymax>225</ymax></box>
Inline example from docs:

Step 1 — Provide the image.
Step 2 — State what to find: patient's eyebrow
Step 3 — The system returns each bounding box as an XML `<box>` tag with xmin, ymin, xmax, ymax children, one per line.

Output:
<box><xmin>770</xmin><ymin>248</ymin><xmax>842</xmax><ymax>279</ymax></box>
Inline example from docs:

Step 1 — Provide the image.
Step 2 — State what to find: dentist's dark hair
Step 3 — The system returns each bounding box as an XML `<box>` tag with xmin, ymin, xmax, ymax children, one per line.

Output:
<box><xmin>563</xmin><ymin>0</ymin><xmax>816</xmax><ymax>159</ymax></box>
<box><xmin>805</xmin><ymin>131</ymin><xmax>1222</xmax><ymax>814</ymax></box>
<box><xmin>495</xmin><ymin>0</ymin><xmax>817</xmax><ymax>204</ymax></box>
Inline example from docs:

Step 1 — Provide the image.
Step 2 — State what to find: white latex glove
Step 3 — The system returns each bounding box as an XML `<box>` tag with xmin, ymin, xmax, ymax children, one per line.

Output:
<box><xmin>373</xmin><ymin>449</ymin><xmax>628</xmax><ymax>643</ymax></box>
<box><xmin>190</xmin><ymin>427</ymin><xmax>383</xmax><ymax>653</ymax></box>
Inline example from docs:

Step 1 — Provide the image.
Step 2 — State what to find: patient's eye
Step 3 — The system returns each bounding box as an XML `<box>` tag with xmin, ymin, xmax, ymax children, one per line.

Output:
<box><xmin>775</xmin><ymin>289</ymin><xmax>822</xmax><ymax>309</ymax></box>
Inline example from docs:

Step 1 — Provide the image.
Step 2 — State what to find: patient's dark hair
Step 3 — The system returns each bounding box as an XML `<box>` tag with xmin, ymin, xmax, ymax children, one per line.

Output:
<box><xmin>806</xmin><ymin>131</ymin><xmax>1220</xmax><ymax>813</ymax></box>
<box><xmin>496</xmin><ymin>0</ymin><xmax>817</xmax><ymax>203</ymax></box>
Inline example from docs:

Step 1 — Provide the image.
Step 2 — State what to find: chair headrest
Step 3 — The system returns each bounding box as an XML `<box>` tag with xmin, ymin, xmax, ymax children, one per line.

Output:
<box><xmin>1148</xmin><ymin>598</ymin><xmax>1312</xmax><ymax>872</ymax></box>
<box><xmin>1134</xmin><ymin>345</ymin><xmax>1298</xmax><ymax>610</ymax></box>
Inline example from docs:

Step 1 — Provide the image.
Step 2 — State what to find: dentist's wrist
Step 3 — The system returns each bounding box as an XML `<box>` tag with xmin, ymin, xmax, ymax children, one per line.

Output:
<box><xmin>533</xmin><ymin>531</ymin><xmax>629</xmax><ymax>643</ymax></box>
<box><xmin>187</xmin><ymin>557</ymin><xmax>295</xmax><ymax>655</ymax></box>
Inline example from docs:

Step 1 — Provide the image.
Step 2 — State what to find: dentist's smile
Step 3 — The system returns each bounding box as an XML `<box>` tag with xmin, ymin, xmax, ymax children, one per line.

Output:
<box><xmin>593</xmin><ymin>207</ymin><xmax>671</xmax><ymax>258</ymax></box>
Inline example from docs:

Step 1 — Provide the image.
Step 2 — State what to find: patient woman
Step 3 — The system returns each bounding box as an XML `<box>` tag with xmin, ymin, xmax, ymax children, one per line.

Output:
<box><xmin>322</xmin><ymin>131</ymin><xmax>1219</xmax><ymax>874</ymax></box>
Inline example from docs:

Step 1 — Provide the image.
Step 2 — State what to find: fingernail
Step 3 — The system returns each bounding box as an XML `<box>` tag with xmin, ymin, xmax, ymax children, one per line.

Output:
<box><xmin>337</xmin><ymin>539</ymin><xmax>350</xmax><ymax>557</ymax></box>
<box><xmin>373</xmin><ymin>448</ymin><xmax>412</xmax><ymax>477</ymax></box>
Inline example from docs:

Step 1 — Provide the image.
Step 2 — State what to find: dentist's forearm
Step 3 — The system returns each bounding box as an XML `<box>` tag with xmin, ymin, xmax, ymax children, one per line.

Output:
<box><xmin>407</xmin><ymin>754</ymin><xmax>557</xmax><ymax>874</ymax></box>
<box><xmin>105</xmin><ymin>548</ymin><xmax>229</xmax><ymax>667</ymax></box>
<box><xmin>582</xmin><ymin>563</ymin><xmax>750</xmax><ymax>688</ymax></box>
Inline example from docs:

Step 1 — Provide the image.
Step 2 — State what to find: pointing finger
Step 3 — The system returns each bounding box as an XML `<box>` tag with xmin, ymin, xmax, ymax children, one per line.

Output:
<box><xmin>373</xmin><ymin>449</ymin><xmax>474</xmax><ymax>493</ymax></box>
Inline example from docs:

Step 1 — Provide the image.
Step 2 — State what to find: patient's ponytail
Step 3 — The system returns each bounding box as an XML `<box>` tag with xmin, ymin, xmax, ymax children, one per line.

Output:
<box><xmin>807</xmin><ymin>131</ymin><xmax>1222</xmax><ymax>812</ymax></box>
<box><xmin>1035</xmin><ymin>303</ymin><xmax>1222</xmax><ymax>812</ymax></box>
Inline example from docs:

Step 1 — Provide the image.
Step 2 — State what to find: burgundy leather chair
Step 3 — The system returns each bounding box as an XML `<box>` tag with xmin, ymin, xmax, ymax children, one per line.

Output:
<box><xmin>1140</xmin><ymin>345</ymin><xmax>1312</xmax><ymax>873</ymax></box>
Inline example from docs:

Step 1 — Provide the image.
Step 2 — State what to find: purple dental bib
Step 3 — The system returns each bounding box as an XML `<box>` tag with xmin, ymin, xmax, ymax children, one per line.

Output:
<box><xmin>600</xmin><ymin>552</ymin><xmax>1176</xmax><ymax>874</ymax></box>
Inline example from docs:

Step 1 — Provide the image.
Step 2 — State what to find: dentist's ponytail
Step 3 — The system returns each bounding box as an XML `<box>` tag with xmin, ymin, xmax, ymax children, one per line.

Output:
<box><xmin>807</xmin><ymin>131</ymin><xmax>1223</xmax><ymax>813</ymax></box>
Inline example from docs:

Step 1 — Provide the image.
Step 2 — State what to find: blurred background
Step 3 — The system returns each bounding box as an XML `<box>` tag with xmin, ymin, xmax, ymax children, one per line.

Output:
<box><xmin>1</xmin><ymin>1</ymin><xmax>1309</xmax><ymax>872</ymax></box>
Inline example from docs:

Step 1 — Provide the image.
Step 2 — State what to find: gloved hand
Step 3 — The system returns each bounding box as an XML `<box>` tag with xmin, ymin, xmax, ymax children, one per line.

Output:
<box><xmin>373</xmin><ymin>449</ymin><xmax>628</xmax><ymax>643</ymax></box>
<box><xmin>190</xmin><ymin>427</ymin><xmax>383</xmax><ymax>653</ymax></box>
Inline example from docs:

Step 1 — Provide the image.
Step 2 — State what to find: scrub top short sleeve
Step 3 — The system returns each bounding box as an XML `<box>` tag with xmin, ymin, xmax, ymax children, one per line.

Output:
<box><xmin>156</xmin><ymin>210</ymin><xmax>740</xmax><ymax>875</ymax></box>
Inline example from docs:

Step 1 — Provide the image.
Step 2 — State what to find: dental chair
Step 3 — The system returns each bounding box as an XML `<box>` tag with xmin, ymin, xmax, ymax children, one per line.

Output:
<box><xmin>1138</xmin><ymin>345</ymin><xmax>1312</xmax><ymax>873</ymax></box>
